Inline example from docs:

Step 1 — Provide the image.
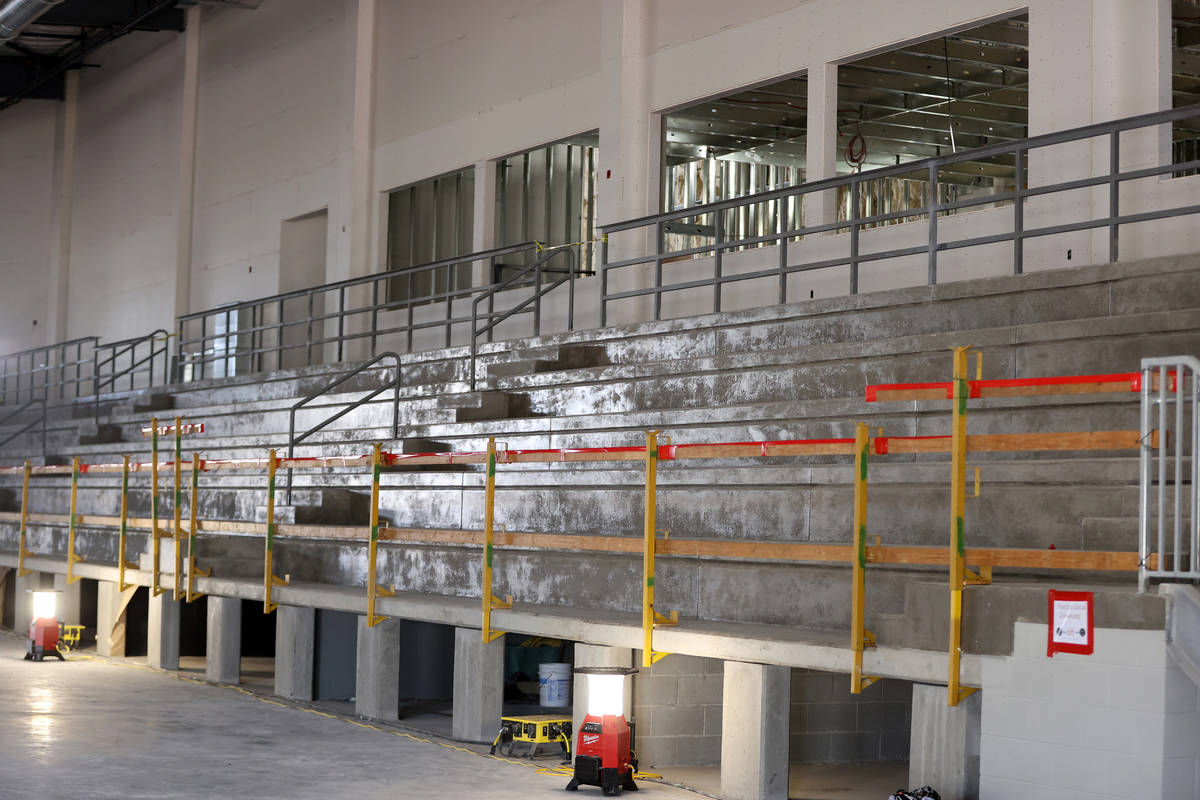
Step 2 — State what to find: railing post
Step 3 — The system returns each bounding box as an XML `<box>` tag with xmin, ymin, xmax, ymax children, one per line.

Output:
<box><xmin>17</xmin><ymin>459</ymin><xmax>32</xmax><ymax>577</ymax></box>
<box><xmin>186</xmin><ymin>452</ymin><xmax>210</xmax><ymax>602</ymax></box>
<box><xmin>366</xmin><ymin>442</ymin><xmax>394</xmax><ymax>626</ymax></box>
<box><xmin>1109</xmin><ymin>131</ymin><xmax>1120</xmax><ymax>263</ymax></box>
<box><xmin>1138</xmin><ymin>362</ymin><xmax>1153</xmax><ymax>593</ymax></box>
<box><xmin>307</xmin><ymin>291</ymin><xmax>315</xmax><ymax>367</ymax></box>
<box><xmin>778</xmin><ymin>201</ymin><xmax>788</xmax><ymax>304</ymax></box>
<box><xmin>66</xmin><ymin>456</ymin><xmax>84</xmax><ymax>584</ymax></box>
<box><xmin>850</xmin><ymin>422</ymin><xmax>879</xmax><ymax>694</ymax></box>
<box><xmin>654</xmin><ymin>221</ymin><xmax>665</xmax><ymax>321</ymax></box>
<box><xmin>927</xmin><ymin>163</ymin><xmax>940</xmax><ymax>285</ymax></box>
<box><xmin>118</xmin><ymin>455</ymin><xmax>137</xmax><ymax>592</ymax></box>
<box><xmin>150</xmin><ymin>417</ymin><xmax>168</xmax><ymax>597</ymax></box>
<box><xmin>1013</xmin><ymin>148</ymin><xmax>1025</xmax><ymax>275</ymax></box>
<box><xmin>533</xmin><ymin>252</ymin><xmax>543</xmax><ymax>336</ymax></box>
<box><xmin>850</xmin><ymin>181</ymin><xmax>861</xmax><ymax>295</ymax></box>
<box><xmin>599</xmin><ymin>235</ymin><xmax>609</xmax><ymax>327</ymax></box>
<box><xmin>172</xmin><ymin>416</ymin><xmax>184</xmax><ymax>600</ymax></box>
<box><xmin>642</xmin><ymin>430</ymin><xmax>677</xmax><ymax>666</ymax></box>
<box><xmin>337</xmin><ymin>287</ymin><xmax>345</xmax><ymax>362</ymax></box>
<box><xmin>263</xmin><ymin>448</ymin><xmax>289</xmax><ymax>613</ymax></box>
<box><xmin>713</xmin><ymin>210</ymin><xmax>724</xmax><ymax>313</ymax></box>
<box><xmin>481</xmin><ymin>437</ymin><xmax>511</xmax><ymax>643</ymax></box>
<box><xmin>370</xmin><ymin>281</ymin><xmax>380</xmax><ymax>357</ymax></box>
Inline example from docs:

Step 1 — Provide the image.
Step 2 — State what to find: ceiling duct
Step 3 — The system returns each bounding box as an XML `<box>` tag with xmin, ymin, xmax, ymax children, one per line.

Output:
<box><xmin>0</xmin><ymin>0</ymin><xmax>65</xmax><ymax>43</ymax></box>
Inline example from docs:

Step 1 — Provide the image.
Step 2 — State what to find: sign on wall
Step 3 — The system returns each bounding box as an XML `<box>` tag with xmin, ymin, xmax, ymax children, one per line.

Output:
<box><xmin>1047</xmin><ymin>590</ymin><xmax>1094</xmax><ymax>657</ymax></box>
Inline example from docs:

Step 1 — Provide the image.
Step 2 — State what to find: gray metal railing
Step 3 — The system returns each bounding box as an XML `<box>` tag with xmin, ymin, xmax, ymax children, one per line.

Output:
<box><xmin>469</xmin><ymin>245</ymin><xmax>581</xmax><ymax>390</ymax></box>
<box><xmin>1140</xmin><ymin>356</ymin><xmax>1199</xmax><ymax>591</ymax></box>
<box><xmin>598</xmin><ymin>103</ymin><xmax>1200</xmax><ymax>325</ymax></box>
<box><xmin>0</xmin><ymin>398</ymin><xmax>46</xmax><ymax>460</ymax></box>
<box><xmin>92</xmin><ymin>328</ymin><xmax>171</xmax><ymax>423</ymax></box>
<box><xmin>0</xmin><ymin>336</ymin><xmax>98</xmax><ymax>406</ymax></box>
<box><xmin>286</xmin><ymin>351</ymin><xmax>401</xmax><ymax>504</ymax></box>
<box><xmin>176</xmin><ymin>241</ymin><xmax>550</xmax><ymax>382</ymax></box>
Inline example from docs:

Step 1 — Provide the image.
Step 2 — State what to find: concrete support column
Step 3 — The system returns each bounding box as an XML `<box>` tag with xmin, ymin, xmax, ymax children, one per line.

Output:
<box><xmin>720</xmin><ymin>661</ymin><xmax>790</xmax><ymax>800</ymax></box>
<box><xmin>95</xmin><ymin>580</ymin><xmax>135</xmax><ymax>657</ymax></box>
<box><xmin>909</xmin><ymin>683</ymin><xmax>981</xmax><ymax>800</ymax></box>
<box><xmin>355</xmin><ymin>616</ymin><xmax>400</xmax><ymax>720</ymax></box>
<box><xmin>147</xmin><ymin>592</ymin><xmax>181</xmax><ymax>670</ymax></box>
<box><xmin>52</xmin><ymin>572</ymin><xmax>82</xmax><ymax>626</ymax></box>
<box><xmin>274</xmin><ymin>605</ymin><xmax>315</xmax><ymax>701</ymax></box>
<box><xmin>451</xmin><ymin>628</ymin><xmax>504</xmax><ymax>742</ymax></box>
<box><xmin>14</xmin><ymin>570</ymin><xmax>42</xmax><ymax>633</ymax></box>
<box><xmin>471</xmin><ymin>160</ymin><xmax>497</xmax><ymax>287</ymax></box>
<box><xmin>573</xmin><ymin>644</ymin><xmax>633</xmax><ymax>741</ymax></box>
<box><xmin>804</xmin><ymin>61</ymin><xmax>839</xmax><ymax>230</ymax></box>
<box><xmin>174</xmin><ymin>5</ymin><xmax>201</xmax><ymax>322</ymax></box>
<box><xmin>46</xmin><ymin>70</ymin><xmax>78</xmax><ymax>343</ymax></box>
<box><xmin>205</xmin><ymin>596</ymin><xmax>241</xmax><ymax>684</ymax></box>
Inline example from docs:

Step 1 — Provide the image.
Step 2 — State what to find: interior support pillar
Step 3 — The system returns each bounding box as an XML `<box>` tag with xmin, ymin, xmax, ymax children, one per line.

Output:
<box><xmin>720</xmin><ymin>661</ymin><xmax>790</xmax><ymax>800</ymax></box>
<box><xmin>52</xmin><ymin>572</ymin><xmax>82</xmax><ymax>626</ymax></box>
<box><xmin>471</xmin><ymin>160</ymin><xmax>497</xmax><ymax>287</ymax></box>
<box><xmin>46</xmin><ymin>70</ymin><xmax>78</xmax><ymax>343</ymax></box>
<box><xmin>804</xmin><ymin>60</ymin><xmax>839</xmax><ymax>231</ymax></box>
<box><xmin>355</xmin><ymin>615</ymin><xmax>400</xmax><ymax>720</ymax></box>
<box><xmin>95</xmin><ymin>580</ymin><xmax>136</xmax><ymax>658</ymax></box>
<box><xmin>274</xmin><ymin>604</ymin><xmax>315</xmax><ymax>701</ymax></box>
<box><xmin>451</xmin><ymin>627</ymin><xmax>504</xmax><ymax>742</ymax></box>
<box><xmin>573</xmin><ymin>644</ymin><xmax>633</xmax><ymax>742</ymax></box>
<box><xmin>205</xmin><ymin>595</ymin><xmax>241</xmax><ymax>684</ymax></box>
<box><xmin>173</xmin><ymin>5</ymin><xmax>201</xmax><ymax>322</ymax></box>
<box><xmin>147</xmin><ymin>591</ymin><xmax>181</xmax><ymax>670</ymax></box>
<box><xmin>909</xmin><ymin>683</ymin><xmax>981</xmax><ymax>800</ymax></box>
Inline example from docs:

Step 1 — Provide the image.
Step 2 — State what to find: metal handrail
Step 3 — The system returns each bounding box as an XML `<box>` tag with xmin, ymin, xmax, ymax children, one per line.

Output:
<box><xmin>0</xmin><ymin>397</ymin><xmax>46</xmax><ymax>460</ymax></box>
<box><xmin>597</xmin><ymin>102</ymin><xmax>1200</xmax><ymax>325</ymax></box>
<box><xmin>93</xmin><ymin>329</ymin><xmax>171</xmax><ymax>424</ymax></box>
<box><xmin>469</xmin><ymin>246</ymin><xmax>581</xmax><ymax>390</ymax></box>
<box><xmin>285</xmin><ymin>351</ymin><xmax>402</xmax><ymax>504</ymax></box>
<box><xmin>0</xmin><ymin>336</ymin><xmax>98</xmax><ymax>406</ymax></box>
<box><xmin>176</xmin><ymin>241</ymin><xmax>545</xmax><ymax>381</ymax></box>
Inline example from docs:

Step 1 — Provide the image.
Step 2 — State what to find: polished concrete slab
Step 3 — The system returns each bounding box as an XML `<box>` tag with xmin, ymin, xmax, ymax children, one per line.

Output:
<box><xmin>659</xmin><ymin>763</ymin><xmax>909</xmax><ymax>800</ymax></box>
<box><xmin>0</xmin><ymin>633</ymin><xmax>700</xmax><ymax>800</ymax></box>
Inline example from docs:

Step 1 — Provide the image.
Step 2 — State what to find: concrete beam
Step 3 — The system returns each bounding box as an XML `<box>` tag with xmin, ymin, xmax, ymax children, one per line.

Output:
<box><xmin>452</xmin><ymin>628</ymin><xmax>504</xmax><ymax>743</ymax></box>
<box><xmin>274</xmin><ymin>604</ymin><xmax>315</xmax><ymax>701</ymax></box>
<box><xmin>147</xmin><ymin>592</ymin><xmax>181</xmax><ymax>670</ymax></box>
<box><xmin>356</xmin><ymin>616</ymin><xmax>400</xmax><ymax>720</ymax></box>
<box><xmin>720</xmin><ymin>661</ymin><xmax>790</xmax><ymax>800</ymax></box>
<box><xmin>909</xmin><ymin>683</ymin><xmax>981</xmax><ymax>800</ymax></box>
<box><xmin>95</xmin><ymin>580</ymin><xmax>136</xmax><ymax>658</ymax></box>
<box><xmin>205</xmin><ymin>595</ymin><xmax>241</xmax><ymax>684</ymax></box>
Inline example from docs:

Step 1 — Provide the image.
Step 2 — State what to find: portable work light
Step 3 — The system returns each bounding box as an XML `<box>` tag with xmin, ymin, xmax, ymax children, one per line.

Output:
<box><xmin>24</xmin><ymin>590</ymin><xmax>64</xmax><ymax>662</ymax></box>
<box><xmin>566</xmin><ymin>666</ymin><xmax>638</xmax><ymax>796</ymax></box>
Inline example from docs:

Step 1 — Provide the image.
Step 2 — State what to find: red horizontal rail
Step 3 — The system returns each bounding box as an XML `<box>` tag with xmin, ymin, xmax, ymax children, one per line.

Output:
<box><xmin>863</xmin><ymin>371</ymin><xmax>1164</xmax><ymax>402</ymax></box>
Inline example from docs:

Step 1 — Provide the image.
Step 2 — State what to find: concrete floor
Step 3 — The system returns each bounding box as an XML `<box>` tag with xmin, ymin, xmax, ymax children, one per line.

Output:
<box><xmin>0</xmin><ymin>633</ymin><xmax>701</xmax><ymax>800</ymax></box>
<box><xmin>658</xmin><ymin>764</ymin><xmax>909</xmax><ymax>800</ymax></box>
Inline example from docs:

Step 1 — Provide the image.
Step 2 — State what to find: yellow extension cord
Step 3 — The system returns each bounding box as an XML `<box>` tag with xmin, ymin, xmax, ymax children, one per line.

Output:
<box><xmin>42</xmin><ymin>641</ymin><xmax>666</xmax><ymax>785</ymax></box>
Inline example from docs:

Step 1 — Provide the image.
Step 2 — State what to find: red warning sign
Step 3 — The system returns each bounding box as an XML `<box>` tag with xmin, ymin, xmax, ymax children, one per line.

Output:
<box><xmin>1047</xmin><ymin>590</ymin><xmax>1094</xmax><ymax>657</ymax></box>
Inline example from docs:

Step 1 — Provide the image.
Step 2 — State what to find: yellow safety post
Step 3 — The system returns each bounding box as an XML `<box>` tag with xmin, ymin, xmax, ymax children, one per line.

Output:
<box><xmin>482</xmin><ymin>437</ymin><xmax>512</xmax><ymax>643</ymax></box>
<box><xmin>66</xmin><ymin>456</ymin><xmax>85</xmax><ymax>584</ymax></box>
<box><xmin>172</xmin><ymin>416</ymin><xmax>185</xmax><ymax>600</ymax></box>
<box><xmin>148</xmin><ymin>416</ymin><xmax>169</xmax><ymax>597</ymax></box>
<box><xmin>263</xmin><ymin>449</ymin><xmax>289</xmax><ymax>613</ymax></box>
<box><xmin>642</xmin><ymin>430</ymin><xmax>677</xmax><ymax>667</ymax></box>
<box><xmin>851</xmin><ymin>422</ymin><xmax>880</xmax><ymax>694</ymax></box>
<box><xmin>117</xmin><ymin>455</ymin><xmax>139</xmax><ymax>591</ymax></box>
<box><xmin>366</xmin><ymin>443</ymin><xmax>395</xmax><ymax>627</ymax></box>
<box><xmin>17</xmin><ymin>459</ymin><xmax>32</xmax><ymax>576</ymax></box>
<box><xmin>947</xmin><ymin>346</ymin><xmax>979</xmax><ymax>706</ymax></box>
<box><xmin>185</xmin><ymin>452</ymin><xmax>210</xmax><ymax>602</ymax></box>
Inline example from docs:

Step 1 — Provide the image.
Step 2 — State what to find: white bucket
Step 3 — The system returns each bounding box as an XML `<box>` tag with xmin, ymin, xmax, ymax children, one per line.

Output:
<box><xmin>539</xmin><ymin>662</ymin><xmax>571</xmax><ymax>707</ymax></box>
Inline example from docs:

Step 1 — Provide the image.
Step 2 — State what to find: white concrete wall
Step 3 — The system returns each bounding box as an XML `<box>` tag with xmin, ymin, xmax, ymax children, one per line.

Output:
<box><xmin>0</xmin><ymin>100</ymin><xmax>56</xmax><ymax>353</ymax></box>
<box><xmin>980</xmin><ymin>621</ymin><xmax>1200</xmax><ymax>799</ymax></box>
<box><xmin>0</xmin><ymin>0</ymin><xmax>1191</xmax><ymax>352</ymax></box>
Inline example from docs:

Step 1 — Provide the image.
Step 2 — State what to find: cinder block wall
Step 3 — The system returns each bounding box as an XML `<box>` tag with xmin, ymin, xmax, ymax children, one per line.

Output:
<box><xmin>790</xmin><ymin>669</ymin><xmax>912</xmax><ymax>763</ymax></box>
<box><xmin>633</xmin><ymin>653</ymin><xmax>724</xmax><ymax>767</ymax></box>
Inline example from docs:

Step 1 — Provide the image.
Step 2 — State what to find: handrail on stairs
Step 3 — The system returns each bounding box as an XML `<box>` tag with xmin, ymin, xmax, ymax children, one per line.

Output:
<box><xmin>93</xmin><ymin>328</ymin><xmax>171</xmax><ymax>425</ymax></box>
<box><xmin>0</xmin><ymin>397</ymin><xmax>47</xmax><ymax>460</ymax></box>
<box><xmin>469</xmin><ymin>245</ymin><xmax>581</xmax><ymax>391</ymax></box>
<box><xmin>285</xmin><ymin>351</ymin><xmax>402</xmax><ymax>504</ymax></box>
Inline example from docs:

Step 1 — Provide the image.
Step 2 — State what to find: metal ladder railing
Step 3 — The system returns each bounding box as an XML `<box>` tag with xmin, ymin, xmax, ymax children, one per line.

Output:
<box><xmin>1139</xmin><ymin>355</ymin><xmax>1200</xmax><ymax>591</ymax></box>
<box><xmin>285</xmin><ymin>351</ymin><xmax>401</xmax><ymax>504</ymax></box>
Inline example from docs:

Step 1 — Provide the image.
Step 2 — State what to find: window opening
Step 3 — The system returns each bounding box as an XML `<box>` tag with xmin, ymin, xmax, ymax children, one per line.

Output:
<box><xmin>386</xmin><ymin>167</ymin><xmax>475</xmax><ymax>304</ymax></box>
<box><xmin>1173</xmin><ymin>1</ymin><xmax>1200</xmax><ymax>176</ymax></box>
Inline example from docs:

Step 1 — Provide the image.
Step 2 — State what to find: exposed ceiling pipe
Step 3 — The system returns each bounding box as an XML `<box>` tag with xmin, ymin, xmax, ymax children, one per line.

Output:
<box><xmin>0</xmin><ymin>0</ymin><xmax>65</xmax><ymax>44</ymax></box>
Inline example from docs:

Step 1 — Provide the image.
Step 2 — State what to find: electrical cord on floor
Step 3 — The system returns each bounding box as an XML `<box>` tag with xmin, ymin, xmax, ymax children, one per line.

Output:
<box><xmin>7</xmin><ymin>632</ymin><xmax>692</xmax><ymax>794</ymax></box>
